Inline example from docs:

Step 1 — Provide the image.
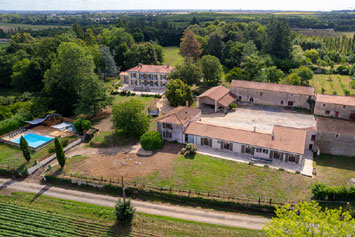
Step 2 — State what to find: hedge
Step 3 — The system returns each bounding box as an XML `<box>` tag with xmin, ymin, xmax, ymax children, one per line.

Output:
<box><xmin>140</xmin><ymin>131</ymin><xmax>163</xmax><ymax>151</ymax></box>
<box><xmin>0</xmin><ymin>118</ymin><xmax>22</xmax><ymax>136</ymax></box>
<box><xmin>311</xmin><ymin>183</ymin><xmax>355</xmax><ymax>202</ymax></box>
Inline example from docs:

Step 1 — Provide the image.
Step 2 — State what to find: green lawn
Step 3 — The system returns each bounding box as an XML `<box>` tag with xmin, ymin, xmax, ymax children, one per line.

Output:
<box><xmin>0</xmin><ymin>136</ymin><xmax>76</xmax><ymax>170</ymax></box>
<box><xmin>163</xmin><ymin>46</ymin><xmax>184</xmax><ymax>67</ymax></box>
<box><xmin>0</xmin><ymin>191</ymin><xmax>263</xmax><ymax>237</ymax></box>
<box><xmin>310</xmin><ymin>74</ymin><xmax>355</xmax><ymax>96</ymax></box>
<box><xmin>134</xmin><ymin>153</ymin><xmax>355</xmax><ymax>203</ymax></box>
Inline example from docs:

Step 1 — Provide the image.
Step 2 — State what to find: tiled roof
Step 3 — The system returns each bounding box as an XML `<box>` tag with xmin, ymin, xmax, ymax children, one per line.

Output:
<box><xmin>198</xmin><ymin>86</ymin><xmax>230</xmax><ymax>101</ymax></box>
<box><xmin>157</xmin><ymin>106</ymin><xmax>200</xmax><ymax>125</ymax></box>
<box><xmin>317</xmin><ymin>117</ymin><xmax>355</xmax><ymax>136</ymax></box>
<box><xmin>231</xmin><ymin>80</ymin><xmax>315</xmax><ymax>96</ymax></box>
<box><xmin>119</xmin><ymin>71</ymin><xmax>128</xmax><ymax>76</ymax></box>
<box><xmin>126</xmin><ymin>64</ymin><xmax>174</xmax><ymax>74</ymax></box>
<box><xmin>185</xmin><ymin>122</ymin><xmax>307</xmax><ymax>154</ymax></box>
<box><xmin>316</xmin><ymin>94</ymin><xmax>355</xmax><ymax>107</ymax></box>
<box><xmin>218</xmin><ymin>92</ymin><xmax>236</xmax><ymax>108</ymax></box>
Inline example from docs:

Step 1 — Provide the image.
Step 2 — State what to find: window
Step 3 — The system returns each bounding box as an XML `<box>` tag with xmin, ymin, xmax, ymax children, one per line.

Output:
<box><xmin>343</xmin><ymin>105</ymin><xmax>346</xmax><ymax>109</ymax></box>
<box><xmin>222</xmin><ymin>142</ymin><xmax>233</xmax><ymax>151</ymax></box>
<box><xmin>262</xmin><ymin>149</ymin><xmax>269</xmax><ymax>154</ymax></box>
<box><xmin>256</xmin><ymin>148</ymin><xmax>262</xmax><ymax>153</ymax></box>
<box><xmin>323</xmin><ymin>104</ymin><xmax>326</xmax><ymax>107</ymax></box>
<box><xmin>163</xmin><ymin>131</ymin><xmax>172</xmax><ymax>138</ymax></box>
<box><xmin>260</xmin><ymin>92</ymin><xmax>263</xmax><ymax>96</ymax></box>
<box><xmin>335</xmin><ymin>134</ymin><xmax>340</xmax><ymax>139</ymax></box>
<box><xmin>201</xmin><ymin>137</ymin><xmax>211</xmax><ymax>146</ymax></box>
<box><xmin>163</xmin><ymin>123</ymin><xmax>173</xmax><ymax>129</ymax></box>
<box><xmin>325</xmin><ymin>110</ymin><xmax>330</xmax><ymax>114</ymax></box>
<box><xmin>239</xmin><ymin>96</ymin><xmax>242</xmax><ymax>100</ymax></box>
<box><xmin>311</xmin><ymin>135</ymin><xmax>316</xmax><ymax>141</ymax></box>
<box><xmin>280</xmin><ymin>100</ymin><xmax>284</xmax><ymax>105</ymax></box>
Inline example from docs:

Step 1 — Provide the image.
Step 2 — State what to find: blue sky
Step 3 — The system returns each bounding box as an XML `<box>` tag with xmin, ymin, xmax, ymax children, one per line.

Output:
<box><xmin>1</xmin><ymin>0</ymin><xmax>354</xmax><ymax>11</ymax></box>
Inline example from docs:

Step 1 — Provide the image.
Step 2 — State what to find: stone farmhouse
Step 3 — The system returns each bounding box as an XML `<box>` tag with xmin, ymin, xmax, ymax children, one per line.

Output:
<box><xmin>120</xmin><ymin>64</ymin><xmax>174</xmax><ymax>90</ymax></box>
<box><xmin>315</xmin><ymin>117</ymin><xmax>355</xmax><ymax>157</ymax></box>
<box><xmin>157</xmin><ymin>106</ymin><xmax>201</xmax><ymax>143</ymax></box>
<box><xmin>230</xmin><ymin>80</ymin><xmax>316</xmax><ymax>110</ymax></box>
<box><xmin>314</xmin><ymin>94</ymin><xmax>355</xmax><ymax>121</ymax></box>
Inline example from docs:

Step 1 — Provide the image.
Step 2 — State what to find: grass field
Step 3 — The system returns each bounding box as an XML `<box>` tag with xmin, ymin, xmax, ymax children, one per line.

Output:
<box><xmin>0</xmin><ymin>191</ymin><xmax>263</xmax><ymax>236</ymax></box>
<box><xmin>163</xmin><ymin>46</ymin><xmax>184</xmax><ymax>67</ymax></box>
<box><xmin>0</xmin><ymin>23</ymin><xmax>70</xmax><ymax>31</ymax></box>
<box><xmin>0</xmin><ymin>136</ymin><xmax>76</xmax><ymax>170</ymax></box>
<box><xmin>310</xmin><ymin>74</ymin><xmax>355</xmax><ymax>96</ymax></box>
<box><xmin>134</xmin><ymin>153</ymin><xmax>355</xmax><ymax>203</ymax></box>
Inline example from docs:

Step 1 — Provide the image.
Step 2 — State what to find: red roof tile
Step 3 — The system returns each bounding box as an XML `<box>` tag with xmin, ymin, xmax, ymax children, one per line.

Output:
<box><xmin>157</xmin><ymin>106</ymin><xmax>200</xmax><ymax>125</ymax></box>
<box><xmin>316</xmin><ymin>94</ymin><xmax>355</xmax><ymax>107</ymax></box>
<box><xmin>127</xmin><ymin>64</ymin><xmax>174</xmax><ymax>74</ymax></box>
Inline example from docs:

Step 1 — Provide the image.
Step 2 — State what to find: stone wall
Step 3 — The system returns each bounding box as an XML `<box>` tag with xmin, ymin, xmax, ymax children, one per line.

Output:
<box><xmin>315</xmin><ymin>132</ymin><xmax>355</xmax><ymax>157</ymax></box>
<box><xmin>314</xmin><ymin>102</ymin><xmax>355</xmax><ymax>120</ymax></box>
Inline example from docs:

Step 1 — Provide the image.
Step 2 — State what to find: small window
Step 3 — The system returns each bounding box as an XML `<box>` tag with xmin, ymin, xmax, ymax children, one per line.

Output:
<box><xmin>323</xmin><ymin>104</ymin><xmax>326</xmax><ymax>107</ymax></box>
<box><xmin>343</xmin><ymin>105</ymin><xmax>346</xmax><ymax>109</ymax></box>
<box><xmin>256</xmin><ymin>148</ymin><xmax>262</xmax><ymax>153</ymax></box>
<box><xmin>311</xmin><ymin>135</ymin><xmax>316</xmax><ymax>141</ymax></box>
<box><xmin>260</xmin><ymin>92</ymin><xmax>263</xmax><ymax>96</ymax></box>
<box><xmin>262</xmin><ymin>149</ymin><xmax>269</xmax><ymax>154</ymax></box>
<box><xmin>325</xmin><ymin>110</ymin><xmax>330</xmax><ymax>114</ymax></box>
<box><xmin>239</xmin><ymin>96</ymin><xmax>242</xmax><ymax>100</ymax></box>
<box><xmin>281</xmin><ymin>100</ymin><xmax>284</xmax><ymax>105</ymax></box>
<box><xmin>335</xmin><ymin>134</ymin><xmax>340</xmax><ymax>139</ymax></box>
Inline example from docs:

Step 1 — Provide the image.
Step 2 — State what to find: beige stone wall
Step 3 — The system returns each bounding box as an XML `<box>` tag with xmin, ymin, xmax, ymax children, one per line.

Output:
<box><xmin>315</xmin><ymin>132</ymin><xmax>355</xmax><ymax>157</ymax></box>
<box><xmin>230</xmin><ymin>87</ymin><xmax>314</xmax><ymax>109</ymax></box>
<box><xmin>314</xmin><ymin>102</ymin><xmax>355</xmax><ymax>120</ymax></box>
<box><xmin>127</xmin><ymin>72</ymin><xmax>169</xmax><ymax>88</ymax></box>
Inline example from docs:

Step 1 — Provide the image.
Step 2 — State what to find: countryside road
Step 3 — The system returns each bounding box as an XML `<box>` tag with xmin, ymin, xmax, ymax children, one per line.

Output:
<box><xmin>0</xmin><ymin>178</ymin><xmax>269</xmax><ymax>230</ymax></box>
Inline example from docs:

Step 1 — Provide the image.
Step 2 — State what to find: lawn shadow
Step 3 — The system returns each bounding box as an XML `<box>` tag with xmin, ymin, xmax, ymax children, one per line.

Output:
<box><xmin>315</xmin><ymin>154</ymin><xmax>355</xmax><ymax>172</ymax></box>
<box><xmin>30</xmin><ymin>185</ymin><xmax>50</xmax><ymax>203</ymax></box>
<box><xmin>110</xmin><ymin>222</ymin><xmax>132</xmax><ymax>236</ymax></box>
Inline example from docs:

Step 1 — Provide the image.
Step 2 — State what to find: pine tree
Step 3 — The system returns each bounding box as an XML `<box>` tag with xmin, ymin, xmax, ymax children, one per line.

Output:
<box><xmin>20</xmin><ymin>136</ymin><xmax>31</xmax><ymax>162</ymax></box>
<box><xmin>179</xmin><ymin>30</ymin><xmax>201</xmax><ymax>60</ymax></box>
<box><xmin>55</xmin><ymin>138</ymin><xmax>66</xmax><ymax>168</ymax></box>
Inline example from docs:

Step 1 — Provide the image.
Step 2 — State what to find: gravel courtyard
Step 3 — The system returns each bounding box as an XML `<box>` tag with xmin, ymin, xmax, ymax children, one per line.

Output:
<box><xmin>201</xmin><ymin>105</ymin><xmax>316</xmax><ymax>134</ymax></box>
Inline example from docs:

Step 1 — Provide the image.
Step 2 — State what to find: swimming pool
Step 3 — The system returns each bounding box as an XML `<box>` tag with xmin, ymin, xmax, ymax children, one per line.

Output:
<box><xmin>12</xmin><ymin>133</ymin><xmax>53</xmax><ymax>148</ymax></box>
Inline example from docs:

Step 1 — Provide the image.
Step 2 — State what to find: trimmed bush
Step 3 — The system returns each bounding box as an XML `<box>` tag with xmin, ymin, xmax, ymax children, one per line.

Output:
<box><xmin>140</xmin><ymin>131</ymin><xmax>163</xmax><ymax>151</ymax></box>
<box><xmin>20</xmin><ymin>136</ymin><xmax>31</xmax><ymax>162</ymax></box>
<box><xmin>183</xmin><ymin>143</ymin><xmax>197</xmax><ymax>157</ymax></box>
<box><xmin>74</xmin><ymin>118</ymin><xmax>91</xmax><ymax>135</ymax></box>
<box><xmin>55</xmin><ymin>138</ymin><xmax>66</xmax><ymax>168</ymax></box>
<box><xmin>311</xmin><ymin>183</ymin><xmax>355</xmax><ymax>201</ymax></box>
<box><xmin>115</xmin><ymin>199</ymin><xmax>135</xmax><ymax>226</ymax></box>
<box><xmin>229</xmin><ymin>103</ymin><xmax>237</xmax><ymax>110</ymax></box>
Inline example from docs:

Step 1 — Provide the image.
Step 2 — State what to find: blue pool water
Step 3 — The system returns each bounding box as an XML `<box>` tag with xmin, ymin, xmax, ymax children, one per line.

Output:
<box><xmin>12</xmin><ymin>133</ymin><xmax>53</xmax><ymax>148</ymax></box>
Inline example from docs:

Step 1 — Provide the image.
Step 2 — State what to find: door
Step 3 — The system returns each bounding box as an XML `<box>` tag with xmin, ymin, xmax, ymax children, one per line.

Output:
<box><xmin>288</xmin><ymin>101</ymin><xmax>294</xmax><ymax>107</ymax></box>
<box><xmin>309</xmin><ymin>144</ymin><xmax>313</xmax><ymax>150</ymax></box>
<box><xmin>335</xmin><ymin>111</ymin><xmax>339</xmax><ymax>118</ymax></box>
<box><xmin>350</xmin><ymin>112</ymin><xmax>355</xmax><ymax>121</ymax></box>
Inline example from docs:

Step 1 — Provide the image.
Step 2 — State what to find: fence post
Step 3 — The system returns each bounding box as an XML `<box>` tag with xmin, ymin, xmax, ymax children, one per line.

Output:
<box><xmin>169</xmin><ymin>187</ymin><xmax>172</xmax><ymax>193</ymax></box>
<box><xmin>258</xmin><ymin>197</ymin><xmax>261</xmax><ymax>205</ymax></box>
<box><xmin>270</xmin><ymin>198</ymin><xmax>272</xmax><ymax>205</ymax></box>
<box><xmin>160</xmin><ymin>187</ymin><xmax>163</xmax><ymax>192</ymax></box>
<box><xmin>188</xmin><ymin>190</ymin><xmax>191</xmax><ymax>197</ymax></box>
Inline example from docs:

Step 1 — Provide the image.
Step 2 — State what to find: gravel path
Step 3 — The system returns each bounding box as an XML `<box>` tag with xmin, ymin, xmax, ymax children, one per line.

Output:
<box><xmin>0</xmin><ymin>178</ymin><xmax>269</xmax><ymax>230</ymax></box>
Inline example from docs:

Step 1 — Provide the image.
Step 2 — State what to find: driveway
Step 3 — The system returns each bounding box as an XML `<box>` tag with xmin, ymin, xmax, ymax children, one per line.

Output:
<box><xmin>0</xmin><ymin>178</ymin><xmax>269</xmax><ymax>230</ymax></box>
<box><xmin>201</xmin><ymin>105</ymin><xmax>316</xmax><ymax>134</ymax></box>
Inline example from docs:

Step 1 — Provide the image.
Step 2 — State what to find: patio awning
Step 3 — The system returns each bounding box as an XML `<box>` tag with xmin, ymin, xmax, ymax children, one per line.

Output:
<box><xmin>25</xmin><ymin>117</ymin><xmax>47</xmax><ymax>125</ymax></box>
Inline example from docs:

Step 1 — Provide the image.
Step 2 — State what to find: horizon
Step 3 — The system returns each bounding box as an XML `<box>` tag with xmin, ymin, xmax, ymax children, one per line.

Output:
<box><xmin>0</xmin><ymin>0</ymin><xmax>354</xmax><ymax>12</ymax></box>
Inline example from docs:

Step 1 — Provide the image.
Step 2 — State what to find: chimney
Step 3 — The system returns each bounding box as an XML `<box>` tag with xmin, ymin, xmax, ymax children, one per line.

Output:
<box><xmin>167</xmin><ymin>64</ymin><xmax>170</xmax><ymax>68</ymax></box>
<box><xmin>186</xmin><ymin>100</ymin><xmax>189</xmax><ymax>107</ymax></box>
<box><xmin>138</xmin><ymin>63</ymin><xmax>143</xmax><ymax>68</ymax></box>
<box><xmin>272</xmin><ymin>131</ymin><xmax>274</xmax><ymax>140</ymax></box>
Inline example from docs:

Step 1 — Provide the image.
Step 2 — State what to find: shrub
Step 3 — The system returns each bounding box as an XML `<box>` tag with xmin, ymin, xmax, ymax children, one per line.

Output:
<box><xmin>20</xmin><ymin>136</ymin><xmax>31</xmax><ymax>162</ymax></box>
<box><xmin>0</xmin><ymin>118</ymin><xmax>22</xmax><ymax>136</ymax></box>
<box><xmin>351</xmin><ymin>80</ymin><xmax>355</xmax><ymax>90</ymax></box>
<box><xmin>311</xmin><ymin>183</ymin><xmax>355</xmax><ymax>201</ymax></box>
<box><xmin>140</xmin><ymin>131</ymin><xmax>163</xmax><ymax>151</ymax></box>
<box><xmin>183</xmin><ymin>143</ymin><xmax>197</xmax><ymax>157</ymax></box>
<box><xmin>74</xmin><ymin>118</ymin><xmax>92</xmax><ymax>135</ymax></box>
<box><xmin>115</xmin><ymin>199</ymin><xmax>135</xmax><ymax>226</ymax></box>
<box><xmin>229</xmin><ymin>103</ymin><xmax>237</xmax><ymax>110</ymax></box>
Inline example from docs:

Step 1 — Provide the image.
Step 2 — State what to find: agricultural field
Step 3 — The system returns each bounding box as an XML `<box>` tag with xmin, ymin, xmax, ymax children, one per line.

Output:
<box><xmin>310</xmin><ymin>74</ymin><xmax>355</xmax><ymax>96</ymax></box>
<box><xmin>0</xmin><ymin>23</ymin><xmax>70</xmax><ymax>31</ymax></box>
<box><xmin>163</xmin><ymin>46</ymin><xmax>183</xmax><ymax>67</ymax></box>
<box><xmin>292</xmin><ymin>28</ymin><xmax>355</xmax><ymax>38</ymax></box>
<box><xmin>0</xmin><ymin>192</ymin><xmax>262</xmax><ymax>237</ymax></box>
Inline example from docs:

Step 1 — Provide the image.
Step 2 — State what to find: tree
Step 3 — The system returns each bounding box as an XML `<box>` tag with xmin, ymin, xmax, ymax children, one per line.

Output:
<box><xmin>72</xmin><ymin>22</ymin><xmax>84</xmax><ymax>39</ymax></box>
<box><xmin>140</xmin><ymin>131</ymin><xmax>163</xmax><ymax>151</ymax></box>
<box><xmin>112</xmin><ymin>99</ymin><xmax>150</xmax><ymax>138</ymax></box>
<box><xmin>124</xmin><ymin>42</ymin><xmax>163</xmax><ymax>69</ymax></box>
<box><xmin>115</xmin><ymin>198</ymin><xmax>135</xmax><ymax>226</ymax></box>
<box><xmin>74</xmin><ymin>118</ymin><xmax>92</xmax><ymax>135</ymax></box>
<box><xmin>11</xmin><ymin>59</ymin><xmax>43</xmax><ymax>92</ymax></box>
<box><xmin>166</xmin><ymin>79</ymin><xmax>193</xmax><ymax>107</ymax></box>
<box><xmin>75</xmin><ymin>77</ymin><xmax>108</xmax><ymax>116</ymax></box>
<box><xmin>84</xmin><ymin>28</ymin><xmax>97</xmax><ymax>47</ymax></box>
<box><xmin>99</xmin><ymin>46</ymin><xmax>117</xmax><ymax>73</ymax></box>
<box><xmin>263</xmin><ymin>201</ymin><xmax>355</xmax><ymax>236</ymax></box>
<box><xmin>200</xmin><ymin>55</ymin><xmax>223</xmax><ymax>85</ymax></box>
<box><xmin>264</xmin><ymin>66</ymin><xmax>284</xmax><ymax>83</ymax></box>
<box><xmin>292</xmin><ymin>66</ymin><xmax>314</xmax><ymax>85</ymax></box>
<box><xmin>169</xmin><ymin>58</ymin><xmax>203</xmax><ymax>85</ymax></box>
<box><xmin>55</xmin><ymin>138</ymin><xmax>66</xmax><ymax>168</ymax></box>
<box><xmin>241</xmin><ymin>54</ymin><xmax>266</xmax><ymax>81</ymax></box>
<box><xmin>280</xmin><ymin>72</ymin><xmax>301</xmax><ymax>85</ymax></box>
<box><xmin>264</xmin><ymin>19</ymin><xmax>292</xmax><ymax>59</ymax></box>
<box><xmin>242</xmin><ymin>40</ymin><xmax>258</xmax><ymax>58</ymax></box>
<box><xmin>304</xmin><ymin>49</ymin><xmax>319</xmax><ymax>64</ymax></box>
<box><xmin>225</xmin><ymin>67</ymin><xmax>243</xmax><ymax>82</ymax></box>
<box><xmin>205</xmin><ymin>32</ymin><xmax>225</xmax><ymax>59</ymax></box>
<box><xmin>43</xmin><ymin>42</ymin><xmax>97</xmax><ymax>115</ymax></box>
<box><xmin>221</xmin><ymin>41</ymin><xmax>244</xmax><ymax>69</ymax></box>
<box><xmin>20</xmin><ymin>136</ymin><xmax>31</xmax><ymax>162</ymax></box>
<box><xmin>179</xmin><ymin>30</ymin><xmax>201</xmax><ymax>60</ymax></box>
<box><xmin>291</xmin><ymin>45</ymin><xmax>307</xmax><ymax>67</ymax></box>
